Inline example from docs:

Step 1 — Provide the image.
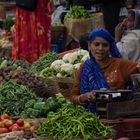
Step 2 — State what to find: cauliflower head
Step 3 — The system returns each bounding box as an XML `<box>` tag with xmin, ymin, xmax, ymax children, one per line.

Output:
<box><xmin>77</xmin><ymin>49</ymin><xmax>89</xmax><ymax>56</ymax></box>
<box><xmin>60</xmin><ymin>63</ymin><xmax>74</xmax><ymax>74</ymax></box>
<box><xmin>67</xmin><ymin>52</ymin><xmax>79</xmax><ymax>64</ymax></box>
<box><xmin>50</xmin><ymin>60</ymin><xmax>65</xmax><ymax>71</ymax></box>
<box><xmin>56</xmin><ymin>73</ymin><xmax>63</xmax><ymax>78</ymax></box>
<box><xmin>81</xmin><ymin>54</ymin><xmax>90</xmax><ymax>62</ymax></box>
<box><xmin>74</xmin><ymin>63</ymin><xmax>81</xmax><ymax>70</ymax></box>
<box><xmin>62</xmin><ymin>53</ymin><xmax>71</xmax><ymax>62</ymax></box>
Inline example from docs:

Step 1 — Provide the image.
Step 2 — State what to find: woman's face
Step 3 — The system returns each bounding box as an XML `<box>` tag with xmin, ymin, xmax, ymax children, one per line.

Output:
<box><xmin>89</xmin><ymin>37</ymin><xmax>110</xmax><ymax>62</ymax></box>
<box><xmin>125</xmin><ymin>13</ymin><xmax>135</xmax><ymax>29</ymax></box>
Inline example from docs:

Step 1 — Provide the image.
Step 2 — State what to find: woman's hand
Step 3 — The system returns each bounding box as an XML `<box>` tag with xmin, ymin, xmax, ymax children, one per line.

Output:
<box><xmin>78</xmin><ymin>92</ymin><xmax>96</xmax><ymax>104</ymax></box>
<box><xmin>115</xmin><ymin>20</ymin><xmax>127</xmax><ymax>42</ymax></box>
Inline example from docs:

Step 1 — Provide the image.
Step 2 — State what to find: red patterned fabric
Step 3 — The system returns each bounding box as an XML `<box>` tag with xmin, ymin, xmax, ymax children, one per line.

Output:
<box><xmin>12</xmin><ymin>0</ymin><xmax>54</xmax><ymax>63</ymax></box>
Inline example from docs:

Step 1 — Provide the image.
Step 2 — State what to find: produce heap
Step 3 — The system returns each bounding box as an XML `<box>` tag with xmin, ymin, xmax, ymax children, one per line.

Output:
<box><xmin>0</xmin><ymin>67</ymin><xmax>57</xmax><ymax>98</ymax></box>
<box><xmin>0</xmin><ymin>57</ymin><xmax>31</xmax><ymax>70</ymax></box>
<box><xmin>0</xmin><ymin>51</ymin><xmax>114</xmax><ymax>139</ymax></box>
<box><xmin>64</xmin><ymin>6</ymin><xmax>91</xmax><ymax>19</ymax></box>
<box><xmin>0</xmin><ymin>114</ymin><xmax>34</xmax><ymax>133</ymax></box>
<box><xmin>0</xmin><ymin>82</ymin><xmax>36</xmax><ymax>116</ymax></box>
<box><xmin>30</xmin><ymin>52</ymin><xmax>60</xmax><ymax>73</ymax></box>
<box><xmin>36</xmin><ymin>104</ymin><xmax>114</xmax><ymax>140</ymax></box>
<box><xmin>20</xmin><ymin>96</ymin><xmax>67</xmax><ymax>119</ymax></box>
<box><xmin>40</xmin><ymin>49</ymin><xmax>89</xmax><ymax>78</ymax></box>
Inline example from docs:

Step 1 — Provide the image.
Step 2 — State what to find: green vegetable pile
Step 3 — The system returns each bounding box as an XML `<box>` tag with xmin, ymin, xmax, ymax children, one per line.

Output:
<box><xmin>65</xmin><ymin>6</ymin><xmax>91</xmax><ymax>19</ymax></box>
<box><xmin>0</xmin><ymin>57</ymin><xmax>31</xmax><ymax>70</ymax></box>
<box><xmin>0</xmin><ymin>82</ymin><xmax>36</xmax><ymax>116</ymax></box>
<box><xmin>36</xmin><ymin>104</ymin><xmax>114</xmax><ymax>140</ymax></box>
<box><xmin>40</xmin><ymin>67</ymin><xmax>57</xmax><ymax>78</ymax></box>
<box><xmin>30</xmin><ymin>52</ymin><xmax>60</xmax><ymax>73</ymax></box>
<box><xmin>0</xmin><ymin>67</ymin><xmax>57</xmax><ymax>98</ymax></box>
<box><xmin>20</xmin><ymin>96</ymin><xmax>67</xmax><ymax>119</ymax></box>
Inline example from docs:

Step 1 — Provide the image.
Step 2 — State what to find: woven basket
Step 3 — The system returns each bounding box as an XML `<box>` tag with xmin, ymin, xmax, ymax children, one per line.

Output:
<box><xmin>53</xmin><ymin>77</ymin><xmax>75</xmax><ymax>99</ymax></box>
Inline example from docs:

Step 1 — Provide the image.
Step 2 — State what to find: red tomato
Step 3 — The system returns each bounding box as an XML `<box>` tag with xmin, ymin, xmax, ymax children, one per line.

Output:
<box><xmin>9</xmin><ymin>123</ymin><xmax>19</xmax><ymax>132</ymax></box>
<box><xmin>1</xmin><ymin>114</ymin><xmax>9</xmax><ymax>120</ymax></box>
<box><xmin>0</xmin><ymin>128</ymin><xmax>9</xmax><ymax>133</ymax></box>
<box><xmin>11</xmin><ymin>125</ymin><xmax>20</xmax><ymax>131</ymax></box>
<box><xmin>4</xmin><ymin>120</ymin><xmax>13</xmax><ymax>128</ymax></box>
<box><xmin>16</xmin><ymin>119</ymin><xmax>24</xmax><ymax>127</ymax></box>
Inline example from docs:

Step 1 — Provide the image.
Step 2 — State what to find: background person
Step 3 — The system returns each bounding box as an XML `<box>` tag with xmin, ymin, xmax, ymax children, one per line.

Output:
<box><xmin>115</xmin><ymin>9</ymin><xmax>140</xmax><ymax>62</ymax></box>
<box><xmin>12</xmin><ymin>0</ymin><xmax>54</xmax><ymax>63</ymax></box>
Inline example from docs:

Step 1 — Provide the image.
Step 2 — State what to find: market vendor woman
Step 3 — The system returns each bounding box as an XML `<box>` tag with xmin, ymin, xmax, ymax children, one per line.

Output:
<box><xmin>69</xmin><ymin>28</ymin><xmax>140</xmax><ymax>113</ymax></box>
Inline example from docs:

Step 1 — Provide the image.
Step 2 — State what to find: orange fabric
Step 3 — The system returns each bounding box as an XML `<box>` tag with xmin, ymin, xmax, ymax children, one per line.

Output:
<box><xmin>12</xmin><ymin>0</ymin><xmax>54</xmax><ymax>63</ymax></box>
<box><xmin>70</xmin><ymin>58</ymin><xmax>139</xmax><ymax>103</ymax></box>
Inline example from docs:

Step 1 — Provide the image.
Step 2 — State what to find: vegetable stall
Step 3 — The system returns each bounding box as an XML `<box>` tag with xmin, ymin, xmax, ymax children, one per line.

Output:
<box><xmin>0</xmin><ymin>50</ymin><xmax>116</xmax><ymax>140</ymax></box>
<box><xmin>0</xmin><ymin>4</ymin><xmax>138</xmax><ymax>140</ymax></box>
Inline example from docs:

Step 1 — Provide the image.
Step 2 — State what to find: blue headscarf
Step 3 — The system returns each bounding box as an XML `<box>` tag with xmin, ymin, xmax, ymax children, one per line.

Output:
<box><xmin>80</xmin><ymin>28</ymin><xmax>122</xmax><ymax>113</ymax></box>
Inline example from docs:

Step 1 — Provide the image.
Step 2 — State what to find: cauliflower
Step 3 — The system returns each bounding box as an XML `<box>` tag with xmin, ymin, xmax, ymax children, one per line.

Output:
<box><xmin>50</xmin><ymin>60</ymin><xmax>65</xmax><ymax>71</ymax></box>
<box><xmin>74</xmin><ymin>63</ymin><xmax>81</xmax><ymax>70</ymax></box>
<box><xmin>60</xmin><ymin>63</ymin><xmax>74</xmax><ymax>74</ymax></box>
<box><xmin>62</xmin><ymin>53</ymin><xmax>71</xmax><ymax>62</ymax></box>
<box><xmin>62</xmin><ymin>52</ymin><xmax>79</xmax><ymax>64</ymax></box>
<box><xmin>81</xmin><ymin>54</ymin><xmax>90</xmax><ymax>62</ymax></box>
<box><xmin>67</xmin><ymin>52</ymin><xmax>78</xmax><ymax>64</ymax></box>
<box><xmin>71</xmin><ymin>51</ymin><xmax>79</xmax><ymax>56</ymax></box>
<box><xmin>56</xmin><ymin>73</ymin><xmax>63</xmax><ymax>78</ymax></box>
<box><xmin>77</xmin><ymin>49</ymin><xmax>89</xmax><ymax>56</ymax></box>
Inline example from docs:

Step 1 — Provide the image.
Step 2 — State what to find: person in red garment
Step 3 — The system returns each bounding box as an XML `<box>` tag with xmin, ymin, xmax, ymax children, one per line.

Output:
<box><xmin>12</xmin><ymin>0</ymin><xmax>54</xmax><ymax>63</ymax></box>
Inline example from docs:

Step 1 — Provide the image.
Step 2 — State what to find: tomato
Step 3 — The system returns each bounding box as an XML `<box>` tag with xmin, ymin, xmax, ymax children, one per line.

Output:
<box><xmin>1</xmin><ymin>114</ymin><xmax>9</xmax><ymax>120</ymax></box>
<box><xmin>11</xmin><ymin>125</ymin><xmax>20</xmax><ymax>131</ymax></box>
<box><xmin>9</xmin><ymin>123</ymin><xmax>19</xmax><ymax>132</ymax></box>
<box><xmin>4</xmin><ymin>120</ymin><xmax>13</xmax><ymax>128</ymax></box>
<box><xmin>0</xmin><ymin>128</ymin><xmax>9</xmax><ymax>133</ymax></box>
<box><xmin>16</xmin><ymin>119</ymin><xmax>24</xmax><ymax>127</ymax></box>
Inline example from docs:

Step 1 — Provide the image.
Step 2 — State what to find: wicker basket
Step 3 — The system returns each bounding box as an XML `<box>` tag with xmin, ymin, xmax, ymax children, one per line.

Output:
<box><xmin>53</xmin><ymin>77</ymin><xmax>75</xmax><ymax>99</ymax></box>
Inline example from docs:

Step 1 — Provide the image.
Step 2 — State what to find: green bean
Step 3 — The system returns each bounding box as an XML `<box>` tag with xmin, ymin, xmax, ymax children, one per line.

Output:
<box><xmin>36</xmin><ymin>104</ymin><xmax>114</xmax><ymax>140</ymax></box>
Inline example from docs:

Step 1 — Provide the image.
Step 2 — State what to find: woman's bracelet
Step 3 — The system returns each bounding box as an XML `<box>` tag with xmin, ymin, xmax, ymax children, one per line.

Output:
<box><xmin>77</xmin><ymin>95</ymin><xmax>85</xmax><ymax>105</ymax></box>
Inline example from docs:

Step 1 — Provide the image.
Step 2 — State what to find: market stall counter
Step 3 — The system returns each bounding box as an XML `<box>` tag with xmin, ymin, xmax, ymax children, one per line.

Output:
<box><xmin>102</xmin><ymin>118</ymin><xmax>140</xmax><ymax>139</ymax></box>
